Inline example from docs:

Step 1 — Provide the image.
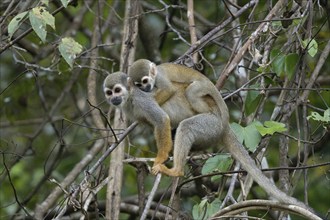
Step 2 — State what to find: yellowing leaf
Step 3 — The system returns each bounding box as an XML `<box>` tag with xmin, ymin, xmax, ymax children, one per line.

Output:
<box><xmin>29</xmin><ymin>7</ymin><xmax>55</xmax><ymax>42</ymax></box>
<box><xmin>59</xmin><ymin>37</ymin><xmax>83</xmax><ymax>68</ymax></box>
<box><xmin>29</xmin><ymin>10</ymin><xmax>46</xmax><ymax>42</ymax></box>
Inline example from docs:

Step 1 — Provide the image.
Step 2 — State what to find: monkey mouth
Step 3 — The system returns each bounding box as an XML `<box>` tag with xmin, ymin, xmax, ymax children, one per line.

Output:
<box><xmin>111</xmin><ymin>97</ymin><xmax>123</xmax><ymax>106</ymax></box>
<box><xmin>141</xmin><ymin>84</ymin><xmax>152</xmax><ymax>92</ymax></box>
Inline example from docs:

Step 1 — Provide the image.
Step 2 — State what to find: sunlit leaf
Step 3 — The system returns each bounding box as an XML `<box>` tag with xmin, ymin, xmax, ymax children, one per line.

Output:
<box><xmin>61</xmin><ymin>0</ymin><xmax>69</xmax><ymax>8</ymax></box>
<box><xmin>8</xmin><ymin>11</ymin><xmax>28</xmax><ymax>39</ymax></box>
<box><xmin>59</xmin><ymin>37</ymin><xmax>83</xmax><ymax>68</ymax></box>
<box><xmin>302</xmin><ymin>39</ymin><xmax>318</xmax><ymax>57</ymax></box>
<box><xmin>256</xmin><ymin>121</ymin><xmax>287</xmax><ymax>136</ymax></box>
<box><xmin>307</xmin><ymin>109</ymin><xmax>330</xmax><ymax>123</ymax></box>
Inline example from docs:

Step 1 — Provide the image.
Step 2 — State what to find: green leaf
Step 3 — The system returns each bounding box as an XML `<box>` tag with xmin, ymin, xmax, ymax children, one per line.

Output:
<box><xmin>192</xmin><ymin>198</ymin><xmax>222</xmax><ymax>220</ymax></box>
<box><xmin>244</xmin><ymin>121</ymin><xmax>262</xmax><ymax>152</ymax></box>
<box><xmin>8</xmin><ymin>11</ymin><xmax>28</xmax><ymax>39</ymax></box>
<box><xmin>192</xmin><ymin>199</ymin><xmax>207</xmax><ymax>220</ymax></box>
<box><xmin>61</xmin><ymin>0</ymin><xmax>69</xmax><ymax>8</ymax></box>
<box><xmin>201</xmin><ymin>154</ymin><xmax>232</xmax><ymax>181</ymax></box>
<box><xmin>245</xmin><ymin>84</ymin><xmax>262</xmax><ymax>116</ymax></box>
<box><xmin>302</xmin><ymin>39</ymin><xmax>318</xmax><ymax>57</ymax></box>
<box><xmin>206</xmin><ymin>198</ymin><xmax>222</xmax><ymax>218</ymax></box>
<box><xmin>41</xmin><ymin>0</ymin><xmax>49</xmax><ymax>6</ymax></box>
<box><xmin>230</xmin><ymin>123</ymin><xmax>244</xmax><ymax>144</ymax></box>
<box><xmin>230</xmin><ymin>121</ymin><xmax>262</xmax><ymax>152</ymax></box>
<box><xmin>29</xmin><ymin>7</ymin><xmax>55</xmax><ymax>42</ymax></box>
<box><xmin>307</xmin><ymin>109</ymin><xmax>330</xmax><ymax>123</ymax></box>
<box><xmin>58</xmin><ymin>37</ymin><xmax>83</xmax><ymax>68</ymax></box>
<box><xmin>284</xmin><ymin>53</ymin><xmax>299</xmax><ymax>79</ymax></box>
<box><xmin>270</xmin><ymin>49</ymin><xmax>285</xmax><ymax>77</ymax></box>
<box><xmin>29</xmin><ymin>9</ymin><xmax>46</xmax><ymax>42</ymax></box>
<box><xmin>256</xmin><ymin>121</ymin><xmax>287</xmax><ymax>136</ymax></box>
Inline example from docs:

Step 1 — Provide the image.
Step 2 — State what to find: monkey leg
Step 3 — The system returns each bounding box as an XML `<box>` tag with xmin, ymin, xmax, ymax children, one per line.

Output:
<box><xmin>156</xmin><ymin>113</ymin><xmax>222</xmax><ymax>177</ymax></box>
<box><xmin>152</xmin><ymin>115</ymin><xmax>173</xmax><ymax>169</ymax></box>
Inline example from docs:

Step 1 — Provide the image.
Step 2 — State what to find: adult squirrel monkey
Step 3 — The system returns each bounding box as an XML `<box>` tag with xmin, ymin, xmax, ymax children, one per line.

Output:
<box><xmin>124</xmin><ymin>59</ymin><xmax>309</xmax><ymax>209</ymax></box>
<box><xmin>103</xmin><ymin>72</ymin><xmax>172</xmax><ymax>172</ymax></box>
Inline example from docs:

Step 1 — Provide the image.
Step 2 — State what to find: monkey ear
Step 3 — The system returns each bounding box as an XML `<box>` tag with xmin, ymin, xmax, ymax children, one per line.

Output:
<box><xmin>149</xmin><ymin>62</ymin><xmax>157</xmax><ymax>78</ymax></box>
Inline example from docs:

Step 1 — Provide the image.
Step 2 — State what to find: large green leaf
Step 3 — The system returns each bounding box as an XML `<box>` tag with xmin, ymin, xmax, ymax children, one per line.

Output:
<box><xmin>231</xmin><ymin>121</ymin><xmax>262</xmax><ymax>152</ymax></box>
<box><xmin>8</xmin><ymin>11</ymin><xmax>28</xmax><ymax>39</ymax></box>
<box><xmin>58</xmin><ymin>37</ymin><xmax>83</xmax><ymax>68</ymax></box>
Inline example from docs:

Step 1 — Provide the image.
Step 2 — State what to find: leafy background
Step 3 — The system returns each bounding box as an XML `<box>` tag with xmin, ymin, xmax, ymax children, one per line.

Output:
<box><xmin>0</xmin><ymin>0</ymin><xmax>329</xmax><ymax>219</ymax></box>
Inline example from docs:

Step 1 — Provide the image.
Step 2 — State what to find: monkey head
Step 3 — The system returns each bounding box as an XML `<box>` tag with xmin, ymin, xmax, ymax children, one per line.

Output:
<box><xmin>103</xmin><ymin>71</ymin><xmax>129</xmax><ymax>107</ymax></box>
<box><xmin>128</xmin><ymin>59</ymin><xmax>157</xmax><ymax>92</ymax></box>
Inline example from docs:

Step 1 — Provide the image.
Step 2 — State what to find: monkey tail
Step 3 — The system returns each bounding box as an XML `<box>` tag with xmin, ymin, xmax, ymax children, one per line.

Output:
<box><xmin>222</xmin><ymin>129</ymin><xmax>319</xmax><ymax>216</ymax></box>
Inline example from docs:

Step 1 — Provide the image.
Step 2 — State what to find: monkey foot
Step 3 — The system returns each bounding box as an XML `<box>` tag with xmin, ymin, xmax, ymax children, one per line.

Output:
<box><xmin>151</xmin><ymin>164</ymin><xmax>184</xmax><ymax>177</ymax></box>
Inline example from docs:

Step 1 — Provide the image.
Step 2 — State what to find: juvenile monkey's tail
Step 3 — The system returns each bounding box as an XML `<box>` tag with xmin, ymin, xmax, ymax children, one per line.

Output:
<box><xmin>223</xmin><ymin>129</ymin><xmax>319</xmax><ymax>216</ymax></box>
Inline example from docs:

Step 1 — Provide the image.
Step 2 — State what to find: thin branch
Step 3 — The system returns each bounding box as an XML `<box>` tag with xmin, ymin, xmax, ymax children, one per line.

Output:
<box><xmin>176</xmin><ymin>0</ymin><xmax>257</xmax><ymax>63</ymax></box>
<box><xmin>215</xmin><ymin>0</ymin><xmax>286</xmax><ymax>89</ymax></box>
<box><xmin>210</xmin><ymin>199</ymin><xmax>322</xmax><ymax>220</ymax></box>
<box><xmin>140</xmin><ymin>173</ymin><xmax>162</xmax><ymax>220</ymax></box>
<box><xmin>187</xmin><ymin>0</ymin><xmax>198</xmax><ymax>63</ymax></box>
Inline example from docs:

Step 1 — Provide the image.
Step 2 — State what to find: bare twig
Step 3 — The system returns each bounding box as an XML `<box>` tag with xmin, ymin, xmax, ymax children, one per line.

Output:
<box><xmin>176</xmin><ymin>0</ymin><xmax>257</xmax><ymax>64</ymax></box>
<box><xmin>215</xmin><ymin>0</ymin><xmax>286</xmax><ymax>89</ymax></box>
<box><xmin>140</xmin><ymin>173</ymin><xmax>162</xmax><ymax>220</ymax></box>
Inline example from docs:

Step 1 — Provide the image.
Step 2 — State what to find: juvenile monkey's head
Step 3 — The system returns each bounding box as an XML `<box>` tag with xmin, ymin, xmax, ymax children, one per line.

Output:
<box><xmin>128</xmin><ymin>59</ymin><xmax>157</xmax><ymax>92</ymax></box>
<box><xmin>103</xmin><ymin>72</ymin><xmax>129</xmax><ymax>107</ymax></box>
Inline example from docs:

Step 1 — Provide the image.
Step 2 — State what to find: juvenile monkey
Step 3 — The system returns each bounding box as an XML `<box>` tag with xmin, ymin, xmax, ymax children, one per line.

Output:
<box><xmin>128</xmin><ymin>59</ymin><xmax>217</xmax><ymax>114</ymax></box>
<box><xmin>125</xmin><ymin>59</ymin><xmax>310</xmax><ymax>209</ymax></box>
<box><xmin>103</xmin><ymin>72</ymin><xmax>172</xmax><ymax>171</ymax></box>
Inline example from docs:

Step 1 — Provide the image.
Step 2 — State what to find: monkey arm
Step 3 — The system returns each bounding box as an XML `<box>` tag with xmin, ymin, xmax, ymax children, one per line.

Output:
<box><xmin>154</xmin><ymin>88</ymin><xmax>176</xmax><ymax>106</ymax></box>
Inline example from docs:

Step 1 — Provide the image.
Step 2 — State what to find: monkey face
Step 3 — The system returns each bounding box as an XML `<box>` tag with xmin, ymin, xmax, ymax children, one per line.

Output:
<box><xmin>133</xmin><ymin>75</ymin><xmax>154</xmax><ymax>92</ymax></box>
<box><xmin>104</xmin><ymin>84</ymin><xmax>129</xmax><ymax>107</ymax></box>
<box><xmin>103</xmin><ymin>72</ymin><xmax>129</xmax><ymax>107</ymax></box>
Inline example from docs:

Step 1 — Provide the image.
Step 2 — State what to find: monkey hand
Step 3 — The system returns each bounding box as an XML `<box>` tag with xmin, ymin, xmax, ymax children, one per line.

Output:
<box><xmin>151</xmin><ymin>163</ymin><xmax>163</xmax><ymax>175</ymax></box>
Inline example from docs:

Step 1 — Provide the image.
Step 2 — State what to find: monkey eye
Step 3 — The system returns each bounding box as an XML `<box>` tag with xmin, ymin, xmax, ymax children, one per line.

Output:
<box><xmin>114</xmin><ymin>87</ymin><xmax>122</xmax><ymax>93</ymax></box>
<box><xmin>142</xmin><ymin>78</ymin><xmax>149</xmax><ymax>84</ymax></box>
<box><xmin>105</xmin><ymin>89</ymin><xmax>112</xmax><ymax>96</ymax></box>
